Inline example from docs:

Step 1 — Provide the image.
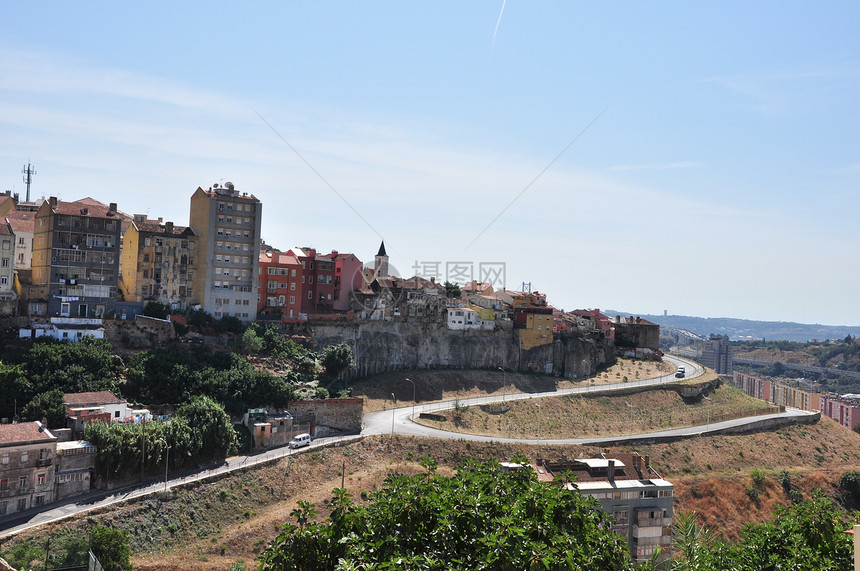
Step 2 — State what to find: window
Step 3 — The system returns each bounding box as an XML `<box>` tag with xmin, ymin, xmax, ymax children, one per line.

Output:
<box><xmin>307</xmin><ymin>291</ymin><xmax>312</xmax><ymax>299</ymax></box>
<box><xmin>37</xmin><ymin>473</ymin><xmax>45</xmax><ymax>485</ymax></box>
<box><xmin>16</xmin><ymin>499</ymin><xmax>25</xmax><ymax>512</ymax></box>
<box><xmin>1</xmin><ymin>258</ymin><xmax>8</xmax><ymax>268</ymax></box>
<box><xmin>35</xmin><ymin>496</ymin><xmax>44</xmax><ymax>506</ymax></box>
<box><xmin>0</xmin><ymin>502</ymin><xmax>6</xmax><ymax>515</ymax></box>
<box><xmin>291</xmin><ymin>269</ymin><xmax>296</xmax><ymax>277</ymax></box>
<box><xmin>290</xmin><ymin>282</ymin><xmax>296</xmax><ymax>291</ymax></box>
<box><xmin>308</xmin><ymin>277</ymin><xmax>313</xmax><ymax>284</ymax></box>
<box><xmin>19</xmin><ymin>476</ymin><xmax>27</xmax><ymax>488</ymax></box>
<box><xmin>21</xmin><ymin>451</ymin><xmax>28</xmax><ymax>463</ymax></box>
<box><xmin>1</xmin><ymin>240</ymin><xmax>9</xmax><ymax>250</ymax></box>
<box><xmin>290</xmin><ymin>296</ymin><xmax>295</xmax><ymax>304</ymax></box>
<box><xmin>0</xmin><ymin>276</ymin><xmax>6</xmax><ymax>286</ymax></box>
<box><xmin>0</xmin><ymin>479</ymin><xmax>7</xmax><ymax>490</ymax></box>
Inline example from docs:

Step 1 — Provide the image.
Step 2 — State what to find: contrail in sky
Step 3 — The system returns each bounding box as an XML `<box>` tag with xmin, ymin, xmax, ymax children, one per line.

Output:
<box><xmin>492</xmin><ymin>0</ymin><xmax>506</xmax><ymax>47</ymax></box>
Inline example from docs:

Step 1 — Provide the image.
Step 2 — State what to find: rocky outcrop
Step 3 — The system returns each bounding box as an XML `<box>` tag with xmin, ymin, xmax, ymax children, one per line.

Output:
<box><xmin>310</xmin><ymin>321</ymin><xmax>613</xmax><ymax>379</ymax></box>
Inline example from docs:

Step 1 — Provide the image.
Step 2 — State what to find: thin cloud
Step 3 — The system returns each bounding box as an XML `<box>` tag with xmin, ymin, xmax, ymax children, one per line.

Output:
<box><xmin>492</xmin><ymin>0</ymin><xmax>506</xmax><ymax>47</ymax></box>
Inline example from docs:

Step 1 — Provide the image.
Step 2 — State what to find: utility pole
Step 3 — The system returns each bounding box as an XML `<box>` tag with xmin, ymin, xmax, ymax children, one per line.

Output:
<box><xmin>391</xmin><ymin>393</ymin><xmax>396</xmax><ymax>437</ymax></box>
<box><xmin>158</xmin><ymin>438</ymin><xmax>169</xmax><ymax>492</ymax></box>
<box><xmin>22</xmin><ymin>162</ymin><xmax>36</xmax><ymax>202</ymax></box>
<box><xmin>405</xmin><ymin>378</ymin><xmax>415</xmax><ymax>420</ymax></box>
<box><xmin>498</xmin><ymin>367</ymin><xmax>506</xmax><ymax>402</ymax></box>
<box><xmin>626</xmin><ymin>401</ymin><xmax>634</xmax><ymax>437</ymax></box>
<box><xmin>703</xmin><ymin>395</ymin><xmax>712</xmax><ymax>428</ymax></box>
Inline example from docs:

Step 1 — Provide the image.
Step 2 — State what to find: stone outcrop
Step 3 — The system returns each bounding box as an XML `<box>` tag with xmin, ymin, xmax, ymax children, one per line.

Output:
<box><xmin>310</xmin><ymin>321</ymin><xmax>613</xmax><ymax>379</ymax></box>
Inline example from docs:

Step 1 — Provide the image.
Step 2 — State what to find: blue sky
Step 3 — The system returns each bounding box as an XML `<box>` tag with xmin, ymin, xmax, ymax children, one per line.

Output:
<box><xmin>2</xmin><ymin>2</ymin><xmax>858</xmax><ymax>326</ymax></box>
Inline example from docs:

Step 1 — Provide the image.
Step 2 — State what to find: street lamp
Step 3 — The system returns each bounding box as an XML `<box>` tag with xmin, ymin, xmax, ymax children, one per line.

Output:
<box><xmin>498</xmin><ymin>367</ymin><xmax>506</xmax><ymax>402</ymax></box>
<box><xmin>391</xmin><ymin>393</ymin><xmax>396</xmax><ymax>437</ymax></box>
<box><xmin>405</xmin><ymin>378</ymin><xmax>416</xmax><ymax>420</ymax></box>
<box><xmin>158</xmin><ymin>438</ymin><xmax>169</xmax><ymax>492</ymax></box>
<box><xmin>625</xmin><ymin>402</ymin><xmax>634</xmax><ymax>437</ymax></box>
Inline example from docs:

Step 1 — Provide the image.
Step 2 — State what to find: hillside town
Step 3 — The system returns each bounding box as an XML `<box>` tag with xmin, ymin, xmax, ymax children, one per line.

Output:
<box><xmin>0</xmin><ymin>184</ymin><xmax>659</xmax><ymax>356</ymax></box>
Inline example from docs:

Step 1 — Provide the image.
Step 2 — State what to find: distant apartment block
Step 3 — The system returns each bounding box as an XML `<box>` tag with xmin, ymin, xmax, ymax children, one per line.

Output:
<box><xmin>289</xmin><ymin>247</ymin><xmax>337</xmax><ymax>315</ymax></box>
<box><xmin>258</xmin><ymin>249</ymin><xmax>303</xmax><ymax>320</ymax></box>
<box><xmin>32</xmin><ymin>197</ymin><xmax>122</xmax><ymax>318</ymax></box>
<box><xmin>189</xmin><ymin>183</ymin><xmax>262</xmax><ymax>321</ymax></box>
<box><xmin>120</xmin><ymin>215</ymin><xmax>198</xmax><ymax>311</ymax></box>
<box><xmin>701</xmin><ymin>339</ymin><xmax>733</xmax><ymax>375</ymax></box>
<box><xmin>733</xmin><ymin>370</ymin><xmax>860</xmax><ymax>430</ymax></box>
<box><xmin>821</xmin><ymin>395</ymin><xmax>860</xmax><ymax>430</ymax></box>
<box><xmin>733</xmin><ymin>371</ymin><xmax>773</xmax><ymax>402</ymax></box>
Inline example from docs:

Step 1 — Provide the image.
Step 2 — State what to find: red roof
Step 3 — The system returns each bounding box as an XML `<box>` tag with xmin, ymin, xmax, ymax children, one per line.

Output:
<box><xmin>6</xmin><ymin>210</ymin><xmax>35</xmax><ymax>233</ymax></box>
<box><xmin>50</xmin><ymin>198</ymin><xmax>119</xmax><ymax>219</ymax></box>
<box><xmin>64</xmin><ymin>391</ymin><xmax>124</xmax><ymax>406</ymax></box>
<box><xmin>0</xmin><ymin>421</ymin><xmax>56</xmax><ymax>446</ymax></box>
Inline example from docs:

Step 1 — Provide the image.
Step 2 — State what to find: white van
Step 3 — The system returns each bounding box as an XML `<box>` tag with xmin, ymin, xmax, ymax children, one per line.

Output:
<box><xmin>289</xmin><ymin>433</ymin><xmax>311</xmax><ymax>449</ymax></box>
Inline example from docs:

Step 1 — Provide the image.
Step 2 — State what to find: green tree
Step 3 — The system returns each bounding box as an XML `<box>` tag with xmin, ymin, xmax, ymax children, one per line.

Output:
<box><xmin>21</xmin><ymin>389</ymin><xmax>67</xmax><ymax>429</ymax></box>
<box><xmin>142</xmin><ymin>300</ymin><xmax>170</xmax><ymax>320</ymax></box>
<box><xmin>239</xmin><ymin>328</ymin><xmax>264</xmax><ymax>354</ymax></box>
<box><xmin>734</xmin><ymin>491</ymin><xmax>853</xmax><ymax>570</ymax></box>
<box><xmin>175</xmin><ymin>395</ymin><xmax>237</xmax><ymax>463</ymax></box>
<box><xmin>90</xmin><ymin>526</ymin><xmax>132</xmax><ymax>571</ymax></box>
<box><xmin>837</xmin><ymin>470</ymin><xmax>860</xmax><ymax>509</ymax></box>
<box><xmin>258</xmin><ymin>457</ymin><xmax>633</xmax><ymax>570</ymax></box>
<box><xmin>319</xmin><ymin>343</ymin><xmax>354</xmax><ymax>378</ymax></box>
<box><xmin>0</xmin><ymin>361</ymin><xmax>32</xmax><ymax>421</ymax></box>
<box><xmin>443</xmin><ymin>280</ymin><xmax>461</xmax><ymax>298</ymax></box>
<box><xmin>25</xmin><ymin>337</ymin><xmax>122</xmax><ymax>394</ymax></box>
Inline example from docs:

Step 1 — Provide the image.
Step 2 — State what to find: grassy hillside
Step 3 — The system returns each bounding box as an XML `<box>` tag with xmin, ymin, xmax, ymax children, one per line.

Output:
<box><xmin>4</xmin><ymin>417</ymin><xmax>860</xmax><ymax>569</ymax></box>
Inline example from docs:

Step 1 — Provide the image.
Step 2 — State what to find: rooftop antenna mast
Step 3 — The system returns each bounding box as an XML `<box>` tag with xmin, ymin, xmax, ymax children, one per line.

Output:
<box><xmin>22</xmin><ymin>161</ymin><xmax>36</xmax><ymax>202</ymax></box>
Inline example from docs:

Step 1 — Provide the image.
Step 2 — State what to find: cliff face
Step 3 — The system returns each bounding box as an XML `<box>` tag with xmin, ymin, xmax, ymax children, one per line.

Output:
<box><xmin>310</xmin><ymin>321</ymin><xmax>613</xmax><ymax>379</ymax></box>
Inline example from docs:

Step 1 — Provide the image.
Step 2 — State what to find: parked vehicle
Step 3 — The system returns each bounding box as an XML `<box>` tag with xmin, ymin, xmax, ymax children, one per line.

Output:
<box><xmin>289</xmin><ymin>433</ymin><xmax>312</xmax><ymax>448</ymax></box>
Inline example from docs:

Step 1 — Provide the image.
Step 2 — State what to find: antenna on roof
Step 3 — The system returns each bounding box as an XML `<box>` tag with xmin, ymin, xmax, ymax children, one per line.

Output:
<box><xmin>22</xmin><ymin>161</ymin><xmax>36</xmax><ymax>202</ymax></box>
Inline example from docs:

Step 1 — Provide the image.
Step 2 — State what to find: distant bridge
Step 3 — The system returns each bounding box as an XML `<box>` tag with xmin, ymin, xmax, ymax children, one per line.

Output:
<box><xmin>733</xmin><ymin>357</ymin><xmax>860</xmax><ymax>379</ymax></box>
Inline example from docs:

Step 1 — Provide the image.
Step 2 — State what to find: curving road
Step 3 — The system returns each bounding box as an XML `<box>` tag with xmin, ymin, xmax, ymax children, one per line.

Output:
<box><xmin>362</xmin><ymin>355</ymin><xmax>816</xmax><ymax>444</ymax></box>
<box><xmin>2</xmin><ymin>356</ymin><xmax>816</xmax><ymax>538</ymax></box>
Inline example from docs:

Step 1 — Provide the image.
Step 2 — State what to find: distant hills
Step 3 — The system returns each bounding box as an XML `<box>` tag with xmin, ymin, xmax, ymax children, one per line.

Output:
<box><xmin>603</xmin><ymin>311</ymin><xmax>860</xmax><ymax>343</ymax></box>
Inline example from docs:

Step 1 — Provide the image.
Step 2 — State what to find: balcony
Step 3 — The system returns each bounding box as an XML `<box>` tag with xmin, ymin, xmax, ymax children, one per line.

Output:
<box><xmin>36</xmin><ymin>458</ymin><xmax>52</xmax><ymax>467</ymax></box>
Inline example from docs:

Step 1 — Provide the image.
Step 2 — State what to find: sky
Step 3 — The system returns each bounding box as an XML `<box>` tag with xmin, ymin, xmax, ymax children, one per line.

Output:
<box><xmin>1</xmin><ymin>2</ymin><xmax>858</xmax><ymax>326</ymax></box>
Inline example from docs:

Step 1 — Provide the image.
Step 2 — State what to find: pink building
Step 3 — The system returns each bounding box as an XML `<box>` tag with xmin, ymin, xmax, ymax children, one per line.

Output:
<box><xmin>820</xmin><ymin>396</ymin><xmax>860</xmax><ymax>430</ymax></box>
<box><xmin>323</xmin><ymin>251</ymin><xmax>364</xmax><ymax>311</ymax></box>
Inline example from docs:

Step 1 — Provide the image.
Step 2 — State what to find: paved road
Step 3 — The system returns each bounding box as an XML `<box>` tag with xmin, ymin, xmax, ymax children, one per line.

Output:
<box><xmin>0</xmin><ymin>433</ymin><xmax>360</xmax><ymax>538</ymax></box>
<box><xmin>363</xmin><ymin>355</ymin><xmax>815</xmax><ymax>444</ymax></box>
<box><xmin>364</xmin><ymin>355</ymin><xmax>705</xmax><ymax>439</ymax></box>
<box><xmin>2</xmin><ymin>355</ymin><xmax>815</xmax><ymax>538</ymax></box>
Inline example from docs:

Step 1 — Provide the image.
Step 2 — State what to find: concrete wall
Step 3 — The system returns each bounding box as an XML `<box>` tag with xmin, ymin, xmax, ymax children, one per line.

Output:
<box><xmin>289</xmin><ymin>398</ymin><xmax>363</xmax><ymax>436</ymax></box>
<box><xmin>311</xmin><ymin>321</ymin><xmax>612</xmax><ymax>379</ymax></box>
<box><xmin>103</xmin><ymin>315</ymin><xmax>175</xmax><ymax>347</ymax></box>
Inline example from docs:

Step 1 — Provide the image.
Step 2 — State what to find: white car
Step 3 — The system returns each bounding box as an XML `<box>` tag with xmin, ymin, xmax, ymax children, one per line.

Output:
<box><xmin>289</xmin><ymin>433</ymin><xmax>311</xmax><ymax>448</ymax></box>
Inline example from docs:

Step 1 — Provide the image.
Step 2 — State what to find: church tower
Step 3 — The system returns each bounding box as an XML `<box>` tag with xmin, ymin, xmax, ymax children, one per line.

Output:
<box><xmin>374</xmin><ymin>241</ymin><xmax>389</xmax><ymax>280</ymax></box>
